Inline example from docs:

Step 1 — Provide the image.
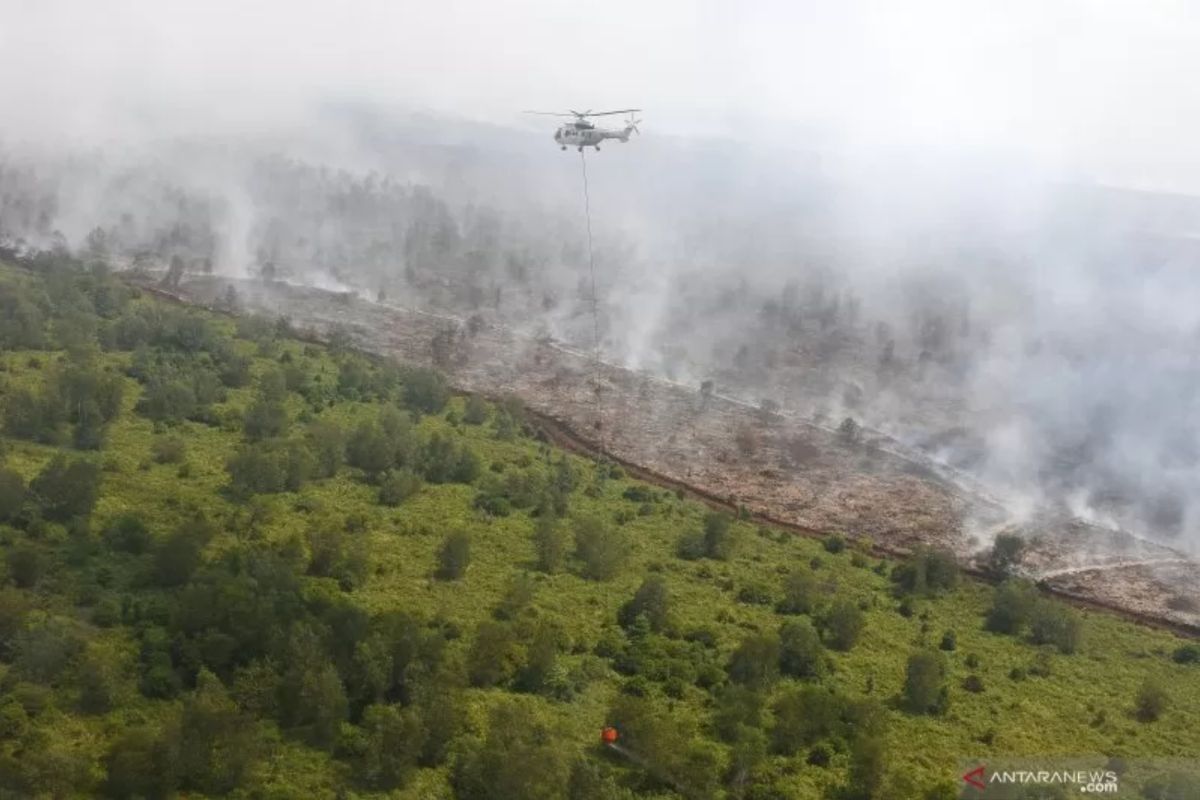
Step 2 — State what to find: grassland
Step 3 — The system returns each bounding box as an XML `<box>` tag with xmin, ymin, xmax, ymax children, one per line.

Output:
<box><xmin>0</xmin><ymin>257</ymin><xmax>1197</xmax><ymax>799</ymax></box>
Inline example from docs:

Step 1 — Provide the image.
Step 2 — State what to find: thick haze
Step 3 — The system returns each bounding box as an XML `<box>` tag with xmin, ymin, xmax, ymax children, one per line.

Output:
<box><xmin>6</xmin><ymin>0</ymin><xmax>1200</xmax><ymax>190</ymax></box>
<box><xmin>5</xmin><ymin>1</ymin><xmax>1200</xmax><ymax>549</ymax></box>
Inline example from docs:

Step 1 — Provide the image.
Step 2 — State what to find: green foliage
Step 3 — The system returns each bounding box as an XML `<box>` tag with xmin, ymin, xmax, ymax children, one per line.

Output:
<box><xmin>776</xmin><ymin>567</ymin><xmax>820</xmax><ymax>615</ymax></box>
<box><xmin>305</xmin><ymin>419</ymin><xmax>344</xmax><ymax>478</ymax></box>
<box><xmin>1029</xmin><ymin>601</ymin><xmax>1084</xmax><ymax>654</ymax></box>
<box><xmin>242</xmin><ymin>399</ymin><xmax>289</xmax><ymax>441</ymax></box>
<box><xmin>226</xmin><ymin>438</ymin><xmax>314</xmax><ymax>496</ymax></box>
<box><xmin>985</xmin><ymin>579</ymin><xmax>1039</xmax><ymax>635</ymax></box>
<box><xmin>378</xmin><ymin>468</ymin><xmax>423</xmax><ymax>506</ymax></box>
<box><xmin>771</xmin><ymin>685</ymin><xmax>845</xmax><ymax>755</ymax></box>
<box><xmin>401</xmin><ymin>366</ymin><xmax>450</xmax><ymax>414</ymax></box>
<box><xmin>0</xmin><ymin>468</ymin><xmax>28</xmax><ymax>524</ymax></box>
<box><xmin>150</xmin><ymin>435</ymin><xmax>187</xmax><ymax>464</ymax></box>
<box><xmin>357</xmin><ymin>703</ymin><xmax>424</xmax><ymax>790</ymax></box>
<box><xmin>903</xmin><ymin>650</ymin><xmax>949</xmax><ymax>715</ymax></box>
<box><xmin>779</xmin><ymin>618</ymin><xmax>826</xmax><ymax>679</ymax></box>
<box><xmin>618</xmin><ymin>575</ymin><xmax>671</xmax><ymax>633</ymax></box>
<box><xmin>989</xmin><ymin>533</ymin><xmax>1026</xmax><ymax>576</ymax></box>
<box><xmin>1135</xmin><ymin>677</ymin><xmax>1169</xmax><ymax>722</ymax></box>
<box><xmin>532</xmin><ymin>514</ymin><xmax>568</xmax><ymax>574</ymax></box>
<box><xmin>436</xmin><ymin>530</ymin><xmax>471</xmax><ymax>580</ymax></box>
<box><xmin>31</xmin><ymin>454</ymin><xmax>100</xmax><ymax>521</ymax></box>
<box><xmin>463</xmin><ymin>394</ymin><xmax>490</xmax><ymax>425</ymax></box>
<box><xmin>452</xmin><ymin>702</ymin><xmax>572</xmax><ymax>800</ymax></box>
<box><xmin>727</xmin><ymin>632</ymin><xmax>781</xmax><ymax>689</ymax></box>
<box><xmin>891</xmin><ymin>546</ymin><xmax>959</xmax><ymax>596</ymax></box>
<box><xmin>573</xmin><ymin>514</ymin><xmax>627</xmax><ymax>581</ymax></box>
<box><xmin>821</xmin><ymin>598</ymin><xmax>866</xmax><ymax>651</ymax></box>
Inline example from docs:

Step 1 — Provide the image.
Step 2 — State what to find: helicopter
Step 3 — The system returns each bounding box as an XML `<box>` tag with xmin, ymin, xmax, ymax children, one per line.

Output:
<box><xmin>524</xmin><ymin>108</ymin><xmax>642</xmax><ymax>151</ymax></box>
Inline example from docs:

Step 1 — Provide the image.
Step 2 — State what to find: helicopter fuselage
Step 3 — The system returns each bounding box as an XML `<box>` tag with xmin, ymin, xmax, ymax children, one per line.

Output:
<box><xmin>554</xmin><ymin>123</ymin><xmax>633</xmax><ymax>150</ymax></box>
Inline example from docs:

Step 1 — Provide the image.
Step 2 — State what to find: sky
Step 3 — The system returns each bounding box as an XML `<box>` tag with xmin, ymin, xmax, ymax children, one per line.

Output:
<box><xmin>4</xmin><ymin>0</ymin><xmax>1200</xmax><ymax>191</ymax></box>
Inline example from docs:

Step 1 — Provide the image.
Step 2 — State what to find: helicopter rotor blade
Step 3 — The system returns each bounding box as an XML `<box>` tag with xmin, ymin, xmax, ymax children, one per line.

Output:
<box><xmin>523</xmin><ymin>110</ymin><xmax>575</xmax><ymax>117</ymax></box>
<box><xmin>586</xmin><ymin>108</ymin><xmax>642</xmax><ymax>117</ymax></box>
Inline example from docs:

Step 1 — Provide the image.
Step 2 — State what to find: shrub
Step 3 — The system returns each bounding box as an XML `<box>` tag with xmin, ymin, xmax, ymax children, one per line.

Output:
<box><xmin>891</xmin><ymin>546</ymin><xmax>959</xmax><ymax>596</ymax></box>
<box><xmin>463</xmin><ymin>395</ymin><xmax>489</xmax><ymax>425</ymax></box>
<box><xmin>1172</xmin><ymin>644</ymin><xmax>1200</xmax><ymax>664</ymax></box>
<box><xmin>771</xmin><ymin>686</ymin><xmax>844</xmax><ymax>755</ymax></box>
<box><xmin>989</xmin><ymin>533</ymin><xmax>1026</xmax><ymax>576</ymax></box>
<box><xmin>823</xmin><ymin>534</ymin><xmax>846</xmax><ymax>554</ymax></box>
<box><xmin>776</xmin><ymin>568</ymin><xmax>820</xmax><ymax>615</ymax></box>
<box><xmin>1135</xmin><ymin>677</ymin><xmax>1168</xmax><ymax>722</ymax></box>
<box><xmin>778</xmin><ymin>619</ymin><xmax>826</xmax><ymax>680</ymax></box>
<box><xmin>618</xmin><ymin>576</ymin><xmax>671</xmax><ymax>633</ymax></box>
<box><xmin>962</xmin><ymin>674</ymin><xmax>985</xmax><ymax>693</ymax></box>
<box><xmin>822</xmin><ymin>599</ymin><xmax>865</xmax><ymax>651</ymax></box>
<box><xmin>150</xmin><ymin>436</ymin><xmax>186</xmax><ymax>464</ymax></box>
<box><xmin>727</xmin><ymin>633</ymin><xmax>781</xmax><ymax>689</ymax></box>
<box><xmin>31</xmin><ymin>455</ymin><xmax>100</xmax><ymax>521</ymax></box>
<box><xmin>379</xmin><ymin>470</ymin><xmax>423</xmax><ymax>507</ymax></box>
<box><xmin>103</xmin><ymin>514</ymin><xmax>153</xmax><ymax>554</ymax></box>
<box><xmin>985</xmin><ymin>579</ymin><xmax>1038</xmax><ymax>635</ymax></box>
<box><xmin>903</xmin><ymin>650</ymin><xmax>949</xmax><ymax>715</ymax></box>
<box><xmin>401</xmin><ymin>367</ymin><xmax>449</xmax><ymax>414</ymax></box>
<box><xmin>306</xmin><ymin>420</ymin><xmax>345</xmax><ymax>478</ymax></box>
<box><xmin>737</xmin><ymin>581</ymin><xmax>774</xmax><ymax>606</ymax></box>
<box><xmin>939</xmin><ymin>630</ymin><xmax>957</xmax><ymax>652</ymax></box>
<box><xmin>0</xmin><ymin>468</ymin><xmax>28</xmax><ymax>524</ymax></box>
<box><xmin>1029</xmin><ymin>601</ymin><xmax>1083</xmax><ymax>654</ymax></box>
<box><xmin>242</xmin><ymin>400</ymin><xmax>289</xmax><ymax>442</ymax></box>
<box><xmin>533</xmin><ymin>515</ymin><xmax>568</xmax><ymax>574</ymax></box>
<box><xmin>436</xmin><ymin>531</ymin><xmax>471</xmax><ymax>580</ymax></box>
<box><xmin>675</xmin><ymin>530</ymin><xmax>706</xmax><ymax>560</ymax></box>
<box><xmin>346</xmin><ymin>421</ymin><xmax>394</xmax><ymax>477</ymax></box>
<box><xmin>573</xmin><ymin>515</ymin><xmax>627</xmax><ymax>581</ymax></box>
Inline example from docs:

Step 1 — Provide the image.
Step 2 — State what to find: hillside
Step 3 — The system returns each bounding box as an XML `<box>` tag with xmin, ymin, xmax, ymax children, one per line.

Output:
<box><xmin>0</xmin><ymin>253</ymin><xmax>1197</xmax><ymax>799</ymax></box>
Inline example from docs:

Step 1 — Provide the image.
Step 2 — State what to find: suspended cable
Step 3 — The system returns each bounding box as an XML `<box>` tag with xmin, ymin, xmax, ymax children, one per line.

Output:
<box><xmin>579</xmin><ymin>149</ymin><xmax>605</xmax><ymax>455</ymax></box>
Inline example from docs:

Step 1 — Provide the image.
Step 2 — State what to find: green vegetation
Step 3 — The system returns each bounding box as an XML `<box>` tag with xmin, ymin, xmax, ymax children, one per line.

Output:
<box><xmin>0</xmin><ymin>253</ymin><xmax>1197</xmax><ymax>798</ymax></box>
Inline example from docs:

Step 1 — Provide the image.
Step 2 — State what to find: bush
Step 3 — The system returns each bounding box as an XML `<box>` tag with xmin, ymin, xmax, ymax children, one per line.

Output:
<box><xmin>779</xmin><ymin>619</ymin><xmax>826</xmax><ymax>680</ymax></box>
<box><xmin>1135</xmin><ymin>677</ymin><xmax>1168</xmax><ymax>722</ymax></box>
<box><xmin>771</xmin><ymin>686</ymin><xmax>844</xmax><ymax>755</ymax></box>
<box><xmin>675</xmin><ymin>530</ymin><xmax>706</xmax><ymax>560</ymax></box>
<box><xmin>891</xmin><ymin>546</ymin><xmax>959</xmax><ymax>596</ymax></box>
<box><xmin>402</xmin><ymin>367</ymin><xmax>449</xmax><ymax>414</ymax></box>
<box><xmin>226</xmin><ymin>439</ymin><xmax>314</xmax><ymax>496</ymax></box>
<box><xmin>1172</xmin><ymin>644</ymin><xmax>1200</xmax><ymax>664</ymax></box>
<box><xmin>533</xmin><ymin>515</ymin><xmax>568</xmax><ymax>574</ymax></box>
<box><xmin>903</xmin><ymin>650</ymin><xmax>949</xmax><ymax>715</ymax></box>
<box><xmin>939</xmin><ymin>630</ymin><xmax>957</xmax><ymax>652</ymax></box>
<box><xmin>103</xmin><ymin>514</ymin><xmax>153</xmax><ymax>554</ymax></box>
<box><xmin>1029</xmin><ymin>601</ymin><xmax>1083</xmax><ymax>654</ymax></box>
<box><xmin>727</xmin><ymin>633</ymin><xmax>781</xmax><ymax>689</ymax></box>
<box><xmin>379</xmin><ymin>470</ymin><xmax>423</xmax><ymax>507</ymax></box>
<box><xmin>776</xmin><ymin>568</ymin><xmax>820</xmax><ymax>615</ymax></box>
<box><xmin>436</xmin><ymin>531</ymin><xmax>471</xmax><ymax>580</ymax></box>
<box><xmin>306</xmin><ymin>420</ymin><xmax>345</xmax><ymax>478</ymax></box>
<box><xmin>573</xmin><ymin>515</ymin><xmax>627</xmax><ymax>581</ymax></box>
<box><xmin>989</xmin><ymin>533</ymin><xmax>1026</xmax><ymax>576</ymax></box>
<box><xmin>703</xmin><ymin>512</ymin><xmax>736</xmax><ymax>560</ymax></box>
<box><xmin>823</xmin><ymin>534</ymin><xmax>846</xmax><ymax>554</ymax></box>
<box><xmin>0</xmin><ymin>468</ymin><xmax>28</xmax><ymax>524</ymax></box>
<box><xmin>347</xmin><ymin>420</ymin><xmax>395</xmax><ymax>477</ymax></box>
<box><xmin>822</xmin><ymin>599</ymin><xmax>865</xmax><ymax>651</ymax></box>
<box><xmin>985</xmin><ymin>579</ymin><xmax>1038</xmax><ymax>635</ymax></box>
<box><xmin>150</xmin><ymin>436</ymin><xmax>186</xmax><ymax>464</ymax></box>
<box><xmin>962</xmin><ymin>674</ymin><xmax>985</xmax><ymax>693</ymax></box>
<box><xmin>737</xmin><ymin>581</ymin><xmax>774</xmax><ymax>606</ymax></box>
<box><xmin>242</xmin><ymin>400</ymin><xmax>289</xmax><ymax>442</ymax></box>
<box><xmin>618</xmin><ymin>576</ymin><xmax>671</xmax><ymax>633</ymax></box>
<box><xmin>31</xmin><ymin>455</ymin><xmax>100</xmax><ymax>521</ymax></box>
<box><xmin>463</xmin><ymin>395</ymin><xmax>489</xmax><ymax>425</ymax></box>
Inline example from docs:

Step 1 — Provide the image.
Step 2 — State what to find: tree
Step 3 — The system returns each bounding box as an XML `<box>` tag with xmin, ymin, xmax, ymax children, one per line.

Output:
<box><xmin>985</xmin><ymin>579</ymin><xmax>1039</xmax><ymax>635</ymax></box>
<box><xmin>779</xmin><ymin>618</ymin><xmax>826</xmax><ymax>679</ymax></box>
<box><xmin>306</xmin><ymin>522</ymin><xmax>369</xmax><ymax>590</ymax></box>
<box><xmin>1029</xmin><ymin>601</ymin><xmax>1083</xmax><ymax>654</ymax></box>
<box><xmin>989</xmin><ymin>533</ymin><xmax>1026</xmax><ymax>576</ymax></box>
<box><xmin>379</xmin><ymin>469</ymin><xmax>423</xmax><ymax>506</ymax></box>
<box><xmin>242</xmin><ymin>400</ymin><xmax>288</xmax><ymax>441</ymax></box>
<box><xmin>573</xmin><ymin>515</ymin><xmax>627</xmax><ymax>581</ymax></box>
<box><xmin>7</xmin><ymin>546</ymin><xmax>43</xmax><ymax>589</ymax></box>
<box><xmin>891</xmin><ymin>547</ymin><xmax>959</xmax><ymax>596</ymax></box>
<box><xmin>0</xmin><ymin>468</ymin><xmax>28</xmax><ymax>523</ymax></box>
<box><xmin>770</xmin><ymin>686</ymin><xmax>844</xmax><ymax>755</ymax></box>
<box><xmin>702</xmin><ymin>512</ymin><xmax>736</xmax><ymax>560</ymax></box>
<box><xmin>532</xmin><ymin>515</ymin><xmax>568</xmax><ymax>574</ymax></box>
<box><xmin>467</xmin><ymin>621</ymin><xmax>522</xmax><ymax>688</ymax></box>
<box><xmin>306</xmin><ymin>419</ymin><xmax>344</xmax><ymax>478</ymax></box>
<box><xmin>1135</xmin><ymin>677</ymin><xmax>1169</xmax><ymax>722</ymax></box>
<box><xmin>31</xmin><ymin>455</ymin><xmax>100</xmax><ymax>521</ymax></box>
<box><xmin>463</xmin><ymin>394</ymin><xmax>489</xmax><ymax>424</ymax></box>
<box><xmin>277</xmin><ymin>627</ymin><xmax>348</xmax><ymax>750</ymax></box>
<box><xmin>402</xmin><ymin>367</ymin><xmax>450</xmax><ymax>414</ymax></box>
<box><xmin>727</xmin><ymin>633</ymin><xmax>781</xmax><ymax>689</ymax></box>
<box><xmin>436</xmin><ymin>531</ymin><xmax>471</xmax><ymax>580</ymax></box>
<box><xmin>903</xmin><ymin>650</ymin><xmax>949</xmax><ymax>715</ymax></box>
<box><xmin>618</xmin><ymin>576</ymin><xmax>671</xmax><ymax>633</ymax></box>
<box><xmin>843</xmin><ymin>734</ymin><xmax>887</xmax><ymax>800</ymax></box>
<box><xmin>451</xmin><ymin>702</ymin><xmax>572</xmax><ymax>800</ymax></box>
<box><xmin>176</xmin><ymin>669</ymin><xmax>259</xmax><ymax>794</ymax></box>
<box><xmin>822</xmin><ymin>599</ymin><xmax>865</xmax><ymax>651</ymax></box>
<box><xmin>776</xmin><ymin>568</ymin><xmax>819</xmax><ymax>615</ymax></box>
<box><xmin>154</xmin><ymin>517</ymin><xmax>214</xmax><ymax>587</ymax></box>
<box><xmin>347</xmin><ymin>420</ymin><xmax>394</xmax><ymax>476</ymax></box>
<box><xmin>358</xmin><ymin>703</ymin><xmax>424</xmax><ymax>790</ymax></box>
<box><xmin>101</xmin><ymin>726</ymin><xmax>178</xmax><ymax>800</ymax></box>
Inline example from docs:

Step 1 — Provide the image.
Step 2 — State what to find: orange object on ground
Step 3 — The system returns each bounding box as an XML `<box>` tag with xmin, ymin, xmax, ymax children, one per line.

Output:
<box><xmin>601</xmin><ymin>726</ymin><xmax>619</xmax><ymax>744</ymax></box>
